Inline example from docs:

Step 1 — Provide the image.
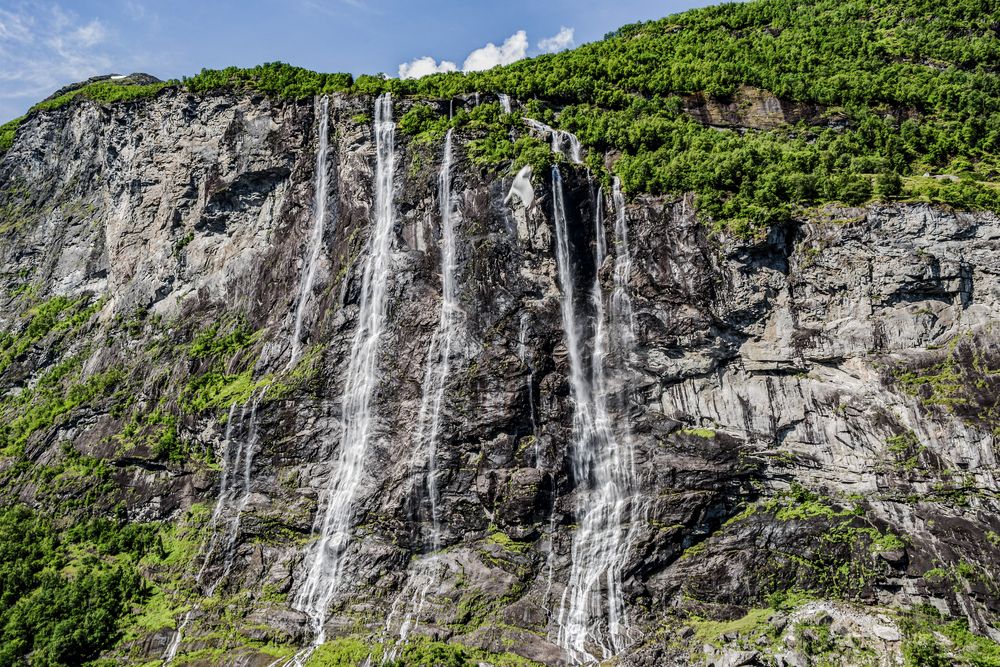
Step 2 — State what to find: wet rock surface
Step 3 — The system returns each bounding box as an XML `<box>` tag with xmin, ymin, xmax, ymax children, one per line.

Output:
<box><xmin>0</xmin><ymin>89</ymin><xmax>997</xmax><ymax>665</ymax></box>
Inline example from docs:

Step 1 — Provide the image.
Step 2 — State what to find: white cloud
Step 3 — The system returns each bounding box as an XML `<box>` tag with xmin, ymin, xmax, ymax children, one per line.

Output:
<box><xmin>399</xmin><ymin>56</ymin><xmax>457</xmax><ymax>80</ymax></box>
<box><xmin>0</xmin><ymin>9</ymin><xmax>33</xmax><ymax>42</ymax></box>
<box><xmin>397</xmin><ymin>26</ymin><xmax>574</xmax><ymax>81</ymax></box>
<box><xmin>0</xmin><ymin>4</ymin><xmax>116</xmax><ymax>121</ymax></box>
<box><xmin>71</xmin><ymin>19</ymin><xmax>106</xmax><ymax>47</ymax></box>
<box><xmin>538</xmin><ymin>26</ymin><xmax>574</xmax><ymax>53</ymax></box>
<box><xmin>462</xmin><ymin>30</ymin><xmax>528</xmax><ymax>72</ymax></box>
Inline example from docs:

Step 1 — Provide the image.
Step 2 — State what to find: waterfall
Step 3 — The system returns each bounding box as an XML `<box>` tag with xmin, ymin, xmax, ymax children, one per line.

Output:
<box><xmin>194</xmin><ymin>389</ymin><xmax>268</xmax><ymax>595</ymax></box>
<box><xmin>194</xmin><ymin>402</ymin><xmax>243</xmax><ymax>589</ymax></box>
<box><xmin>504</xmin><ymin>165</ymin><xmax>534</xmax><ymax>209</ymax></box>
<box><xmin>162</xmin><ymin>610</ymin><xmax>192</xmax><ymax>664</ymax></box>
<box><xmin>558</xmin><ymin>132</ymin><xmax>584</xmax><ymax>165</ymax></box>
<box><xmin>589</xmin><ymin>186</ymin><xmax>610</xmax><ymax>409</ymax></box>
<box><xmin>610</xmin><ymin>178</ymin><xmax>636</xmax><ymax>359</ymax></box>
<box><xmin>294</xmin><ymin>93</ymin><xmax>398</xmax><ymax>648</ymax></box>
<box><xmin>606</xmin><ymin>177</ymin><xmax>642</xmax><ymax>649</ymax></box>
<box><xmin>384</xmin><ymin>552</ymin><xmax>451</xmax><ymax>646</ymax></box>
<box><xmin>518</xmin><ymin>311</ymin><xmax>539</xmax><ymax>465</ymax></box>
<box><xmin>550</xmin><ymin>167</ymin><xmax>636</xmax><ymax>664</ymax></box>
<box><xmin>382</xmin><ymin>129</ymin><xmax>464</xmax><ymax>655</ymax></box>
<box><xmin>290</xmin><ymin>96</ymin><xmax>331</xmax><ymax>366</ymax></box>
<box><xmin>498</xmin><ymin>93</ymin><xmax>512</xmax><ymax>114</ymax></box>
<box><xmin>167</xmin><ymin>385</ymin><xmax>267</xmax><ymax>663</ymax></box>
<box><xmin>216</xmin><ymin>389</ymin><xmax>267</xmax><ymax>586</ymax></box>
<box><xmin>523</xmin><ymin>119</ymin><xmax>583</xmax><ymax>164</ymax></box>
<box><xmin>413</xmin><ymin>128</ymin><xmax>461</xmax><ymax>549</ymax></box>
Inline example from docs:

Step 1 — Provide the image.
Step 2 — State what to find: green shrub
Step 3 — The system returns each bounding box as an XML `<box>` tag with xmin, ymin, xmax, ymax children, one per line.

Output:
<box><xmin>28</xmin><ymin>81</ymin><xmax>169</xmax><ymax>115</ymax></box>
<box><xmin>0</xmin><ymin>117</ymin><xmax>22</xmax><ymax>154</ymax></box>
<box><xmin>184</xmin><ymin>62</ymin><xmax>353</xmax><ymax>99</ymax></box>
<box><xmin>0</xmin><ymin>506</ymin><xmax>155</xmax><ymax>666</ymax></box>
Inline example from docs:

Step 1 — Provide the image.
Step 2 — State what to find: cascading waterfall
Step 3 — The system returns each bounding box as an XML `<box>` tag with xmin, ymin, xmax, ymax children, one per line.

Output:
<box><xmin>195</xmin><ymin>389</ymin><xmax>268</xmax><ymax>594</ymax></box>
<box><xmin>523</xmin><ymin>119</ymin><xmax>584</xmax><ymax>165</ymax></box>
<box><xmin>177</xmin><ymin>96</ymin><xmax>334</xmax><ymax>666</ymax></box>
<box><xmin>412</xmin><ymin>127</ymin><xmax>461</xmax><ymax>548</ymax></box>
<box><xmin>606</xmin><ymin>176</ymin><xmax>645</xmax><ymax>643</ymax></box>
<box><xmin>294</xmin><ymin>93</ymin><xmax>398</xmax><ymax>648</ymax></box>
<box><xmin>518</xmin><ymin>311</ymin><xmax>539</xmax><ymax>465</ymax></box>
<box><xmin>550</xmin><ymin>167</ymin><xmax>636</xmax><ymax>664</ymax></box>
<box><xmin>589</xmin><ymin>186</ymin><xmax>610</xmax><ymax>407</ymax></box>
<box><xmin>290</xmin><ymin>96</ymin><xmax>331</xmax><ymax>366</ymax></box>
<box><xmin>558</xmin><ymin>132</ymin><xmax>584</xmax><ymax>165</ymax></box>
<box><xmin>194</xmin><ymin>402</ymin><xmax>244</xmax><ymax>589</ymax></box>
<box><xmin>386</xmin><ymin>128</ymin><xmax>465</xmax><ymax>655</ymax></box>
<box><xmin>167</xmin><ymin>386</ymin><xmax>267</xmax><ymax>663</ymax></box>
<box><xmin>162</xmin><ymin>610</ymin><xmax>191</xmax><ymax>664</ymax></box>
<box><xmin>610</xmin><ymin>178</ymin><xmax>636</xmax><ymax>360</ymax></box>
<box><xmin>217</xmin><ymin>389</ymin><xmax>268</xmax><ymax>585</ymax></box>
<box><xmin>498</xmin><ymin>93</ymin><xmax>512</xmax><ymax>114</ymax></box>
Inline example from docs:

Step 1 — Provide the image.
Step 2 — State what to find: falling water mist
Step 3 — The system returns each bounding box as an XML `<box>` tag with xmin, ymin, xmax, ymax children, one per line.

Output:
<box><xmin>413</xmin><ymin>127</ymin><xmax>462</xmax><ymax>549</ymax></box>
<box><xmin>293</xmin><ymin>93</ymin><xmax>398</xmax><ymax>650</ymax></box>
<box><xmin>290</xmin><ymin>96</ymin><xmax>331</xmax><ymax>366</ymax></box>
<box><xmin>550</xmin><ymin>165</ymin><xmax>637</xmax><ymax>664</ymax></box>
<box><xmin>384</xmin><ymin>128</ymin><xmax>465</xmax><ymax>652</ymax></box>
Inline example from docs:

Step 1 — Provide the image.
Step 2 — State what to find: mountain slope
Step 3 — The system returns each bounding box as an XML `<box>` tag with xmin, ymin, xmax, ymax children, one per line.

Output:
<box><xmin>4</xmin><ymin>0</ymin><xmax>1000</xmax><ymax>237</ymax></box>
<box><xmin>0</xmin><ymin>1</ymin><xmax>998</xmax><ymax>666</ymax></box>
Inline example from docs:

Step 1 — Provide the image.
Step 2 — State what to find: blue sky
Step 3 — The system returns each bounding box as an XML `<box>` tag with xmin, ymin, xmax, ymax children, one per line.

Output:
<box><xmin>0</xmin><ymin>0</ymin><xmax>719</xmax><ymax>123</ymax></box>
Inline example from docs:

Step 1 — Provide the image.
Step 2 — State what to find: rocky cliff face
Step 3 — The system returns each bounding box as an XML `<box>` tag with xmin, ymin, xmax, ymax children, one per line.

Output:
<box><xmin>0</xmin><ymin>88</ymin><xmax>998</xmax><ymax>666</ymax></box>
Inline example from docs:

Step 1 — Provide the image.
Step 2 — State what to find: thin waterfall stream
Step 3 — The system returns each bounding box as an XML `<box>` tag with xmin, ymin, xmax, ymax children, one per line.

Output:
<box><xmin>195</xmin><ymin>389</ymin><xmax>268</xmax><ymax>594</ymax></box>
<box><xmin>414</xmin><ymin>127</ymin><xmax>461</xmax><ymax>549</ymax></box>
<box><xmin>610</xmin><ymin>177</ymin><xmax>636</xmax><ymax>361</ymax></box>
<box><xmin>387</xmin><ymin>127</ymin><xmax>464</xmax><ymax>652</ymax></box>
<box><xmin>518</xmin><ymin>311</ymin><xmax>539</xmax><ymax>465</ymax></box>
<box><xmin>293</xmin><ymin>92</ymin><xmax>398</xmax><ymax>654</ymax></box>
<box><xmin>290</xmin><ymin>96</ymin><xmax>331</xmax><ymax>367</ymax></box>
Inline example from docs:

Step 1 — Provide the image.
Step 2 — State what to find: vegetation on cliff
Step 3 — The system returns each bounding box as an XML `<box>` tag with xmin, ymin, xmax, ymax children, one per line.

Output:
<box><xmin>0</xmin><ymin>0</ymin><xmax>999</xmax><ymax>664</ymax></box>
<box><xmin>0</xmin><ymin>506</ymin><xmax>159</xmax><ymax>666</ymax></box>
<box><xmin>2</xmin><ymin>0</ymin><xmax>998</xmax><ymax>236</ymax></box>
<box><xmin>179</xmin><ymin>0</ymin><xmax>1000</xmax><ymax>236</ymax></box>
<box><xmin>0</xmin><ymin>78</ymin><xmax>170</xmax><ymax>154</ymax></box>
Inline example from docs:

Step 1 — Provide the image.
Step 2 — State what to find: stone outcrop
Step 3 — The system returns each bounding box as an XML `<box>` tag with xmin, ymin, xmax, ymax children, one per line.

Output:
<box><xmin>0</xmin><ymin>88</ymin><xmax>997</xmax><ymax>665</ymax></box>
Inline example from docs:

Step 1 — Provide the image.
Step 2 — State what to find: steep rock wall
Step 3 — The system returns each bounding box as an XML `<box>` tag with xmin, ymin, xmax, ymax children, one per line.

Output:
<box><xmin>0</xmin><ymin>89</ymin><xmax>997</xmax><ymax>666</ymax></box>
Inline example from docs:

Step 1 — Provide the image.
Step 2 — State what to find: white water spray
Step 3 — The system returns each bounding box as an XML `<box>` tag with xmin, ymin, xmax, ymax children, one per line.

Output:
<box><xmin>523</xmin><ymin>119</ymin><xmax>583</xmax><ymax>164</ymax></box>
<box><xmin>549</xmin><ymin>167</ymin><xmax>636</xmax><ymax>664</ymax></box>
<box><xmin>498</xmin><ymin>93</ymin><xmax>512</xmax><ymax>114</ymax></box>
<box><xmin>517</xmin><ymin>311</ymin><xmax>539</xmax><ymax>465</ymax></box>
<box><xmin>413</xmin><ymin>128</ymin><xmax>462</xmax><ymax>548</ymax></box>
<box><xmin>294</xmin><ymin>93</ymin><xmax>398</xmax><ymax>648</ymax></box>
<box><xmin>505</xmin><ymin>165</ymin><xmax>535</xmax><ymax>209</ymax></box>
<box><xmin>290</xmin><ymin>96</ymin><xmax>331</xmax><ymax>366</ymax></box>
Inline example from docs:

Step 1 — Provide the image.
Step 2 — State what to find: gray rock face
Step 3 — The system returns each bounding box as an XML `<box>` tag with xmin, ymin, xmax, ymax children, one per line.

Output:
<box><xmin>0</xmin><ymin>89</ymin><xmax>997</xmax><ymax>666</ymax></box>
